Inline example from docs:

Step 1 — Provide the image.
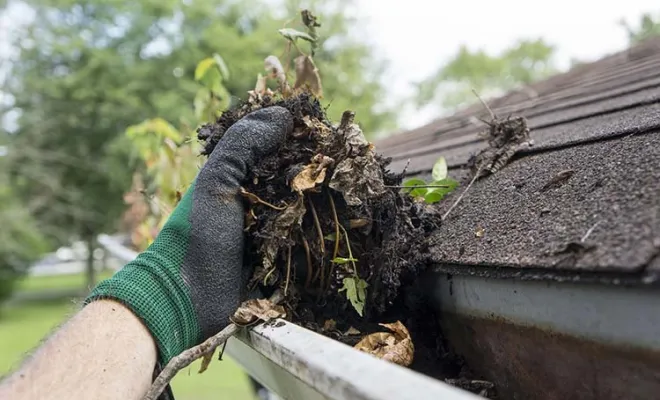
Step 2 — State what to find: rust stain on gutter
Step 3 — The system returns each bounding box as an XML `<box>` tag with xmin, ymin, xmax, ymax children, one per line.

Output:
<box><xmin>440</xmin><ymin>312</ymin><xmax>660</xmax><ymax>400</ymax></box>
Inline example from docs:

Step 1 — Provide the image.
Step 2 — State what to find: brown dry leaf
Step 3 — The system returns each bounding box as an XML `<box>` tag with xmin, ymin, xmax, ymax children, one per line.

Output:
<box><xmin>329</xmin><ymin>153</ymin><xmax>386</xmax><ymax>206</ymax></box>
<box><xmin>264</xmin><ymin>55</ymin><xmax>289</xmax><ymax>92</ymax></box>
<box><xmin>254</xmin><ymin>73</ymin><xmax>267</xmax><ymax>95</ymax></box>
<box><xmin>294</xmin><ymin>55</ymin><xmax>323</xmax><ymax>97</ymax></box>
<box><xmin>291</xmin><ymin>164</ymin><xmax>327</xmax><ymax>192</ymax></box>
<box><xmin>345</xmin><ymin>326</ymin><xmax>361</xmax><ymax>335</ymax></box>
<box><xmin>323</xmin><ymin>319</ymin><xmax>337</xmax><ymax>331</ymax></box>
<box><xmin>198</xmin><ymin>349</ymin><xmax>215</xmax><ymax>374</ymax></box>
<box><xmin>354</xmin><ymin>321</ymin><xmax>414</xmax><ymax>367</ymax></box>
<box><xmin>261</xmin><ymin>195</ymin><xmax>306</xmax><ymax>270</ymax></box>
<box><xmin>231</xmin><ymin>298</ymin><xmax>286</xmax><ymax>326</ymax></box>
<box><xmin>302</xmin><ymin>115</ymin><xmax>332</xmax><ymax>138</ymax></box>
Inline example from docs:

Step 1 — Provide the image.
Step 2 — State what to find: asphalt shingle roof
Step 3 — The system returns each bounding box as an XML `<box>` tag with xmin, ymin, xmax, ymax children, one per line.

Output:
<box><xmin>375</xmin><ymin>37</ymin><xmax>660</xmax><ymax>278</ymax></box>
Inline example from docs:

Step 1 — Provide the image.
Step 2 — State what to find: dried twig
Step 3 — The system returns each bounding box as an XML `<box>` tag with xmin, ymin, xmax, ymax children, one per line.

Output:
<box><xmin>307</xmin><ymin>197</ymin><xmax>325</xmax><ymax>255</ymax></box>
<box><xmin>240</xmin><ymin>188</ymin><xmax>288</xmax><ymax>210</ymax></box>
<box><xmin>284</xmin><ymin>244</ymin><xmax>293</xmax><ymax>296</ymax></box>
<box><xmin>472</xmin><ymin>88</ymin><xmax>496</xmax><ymax>120</ymax></box>
<box><xmin>301</xmin><ymin>232</ymin><xmax>314</xmax><ymax>288</ymax></box>
<box><xmin>327</xmin><ymin>194</ymin><xmax>341</xmax><ymax>291</ymax></box>
<box><xmin>581</xmin><ymin>221</ymin><xmax>602</xmax><ymax>243</ymax></box>
<box><xmin>442</xmin><ymin>171</ymin><xmax>480</xmax><ymax>221</ymax></box>
<box><xmin>143</xmin><ymin>324</ymin><xmax>240</xmax><ymax>400</ymax></box>
<box><xmin>143</xmin><ymin>292</ymin><xmax>284</xmax><ymax>400</ymax></box>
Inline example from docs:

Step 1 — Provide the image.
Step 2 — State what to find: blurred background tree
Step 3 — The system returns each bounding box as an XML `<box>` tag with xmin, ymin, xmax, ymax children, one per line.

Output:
<box><xmin>620</xmin><ymin>12</ymin><xmax>660</xmax><ymax>44</ymax></box>
<box><xmin>0</xmin><ymin>0</ymin><xmax>395</xmax><ymax>291</ymax></box>
<box><xmin>414</xmin><ymin>38</ymin><xmax>558</xmax><ymax>113</ymax></box>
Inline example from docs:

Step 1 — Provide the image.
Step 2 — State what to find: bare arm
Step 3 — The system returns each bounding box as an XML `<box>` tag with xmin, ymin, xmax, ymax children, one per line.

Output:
<box><xmin>0</xmin><ymin>300</ymin><xmax>157</xmax><ymax>400</ymax></box>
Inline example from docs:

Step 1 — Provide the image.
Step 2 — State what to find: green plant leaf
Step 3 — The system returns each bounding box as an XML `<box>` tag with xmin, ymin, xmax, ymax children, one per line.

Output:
<box><xmin>432</xmin><ymin>156</ymin><xmax>448</xmax><ymax>181</ymax></box>
<box><xmin>427</xmin><ymin>178</ymin><xmax>459</xmax><ymax>196</ymax></box>
<box><xmin>278</xmin><ymin>28</ymin><xmax>316</xmax><ymax>43</ymax></box>
<box><xmin>332</xmin><ymin>257</ymin><xmax>358</xmax><ymax>265</ymax></box>
<box><xmin>424</xmin><ymin>191</ymin><xmax>444</xmax><ymax>204</ymax></box>
<box><xmin>195</xmin><ymin>57</ymin><xmax>216</xmax><ymax>81</ymax></box>
<box><xmin>212</xmin><ymin>53</ymin><xmax>230</xmax><ymax>79</ymax></box>
<box><xmin>402</xmin><ymin>178</ymin><xmax>427</xmax><ymax>198</ymax></box>
<box><xmin>338</xmin><ymin>277</ymin><xmax>368</xmax><ymax>316</ymax></box>
<box><xmin>194</xmin><ymin>88</ymin><xmax>210</xmax><ymax>121</ymax></box>
<box><xmin>324</xmin><ymin>233</ymin><xmax>337</xmax><ymax>241</ymax></box>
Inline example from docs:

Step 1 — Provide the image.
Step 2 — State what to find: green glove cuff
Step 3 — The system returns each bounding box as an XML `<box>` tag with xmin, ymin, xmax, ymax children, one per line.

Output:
<box><xmin>85</xmin><ymin>186</ymin><xmax>202</xmax><ymax>364</ymax></box>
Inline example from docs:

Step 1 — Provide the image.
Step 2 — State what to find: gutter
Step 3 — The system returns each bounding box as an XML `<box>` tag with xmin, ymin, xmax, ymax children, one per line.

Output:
<box><xmin>97</xmin><ymin>234</ymin><xmax>482</xmax><ymax>400</ymax></box>
<box><xmin>427</xmin><ymin>268</ymin><xmax>660</xmax><ymax>400</ymax></box>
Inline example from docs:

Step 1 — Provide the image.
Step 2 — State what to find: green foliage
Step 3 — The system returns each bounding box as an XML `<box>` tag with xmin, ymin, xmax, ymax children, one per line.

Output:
<box><xmin>0</xmin><ymin>179</ymin><xmax>49</xmax><ymax>304</ymax></box>
<box><xmin>338</xmin><ymin>276</ymin><xmax>368</xmax><ymax>317</ymax></box>
<box><xmin>416</xmin><ymin>38</ymin><xmax>558</xmax><ymax>112</ymax></box>
<box><xmin>402</xmin><ymin>157</ymin><xmax>459</xmax><ymax>204</ymax></box>
<box><xmin>2</xmin><ymin>0</ymin><xmax>394</xmax><ymax>258</ymax></box>
<box><xmin>620</xmin><ymin>12</ymin><xmax>660</xmax><ymax>44</ymax></box>
<box><xmin>123</xmin><ymin>57</ymin><xmax>228</xmax><ymax>249</ymax></box>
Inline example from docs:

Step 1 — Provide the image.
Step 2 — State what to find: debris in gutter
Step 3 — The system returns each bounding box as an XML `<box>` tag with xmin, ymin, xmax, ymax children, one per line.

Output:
<box><xmin>443</xmin><ymin>91</ymin><xmax>533</xmax><ymax>221</ymax></box>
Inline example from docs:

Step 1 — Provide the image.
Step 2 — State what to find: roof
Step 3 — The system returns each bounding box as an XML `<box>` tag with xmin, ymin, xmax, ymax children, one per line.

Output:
<box><xmin>375</xmin><ymin>37</ymin><xmax>660</xmax><ymax>279</ymax></box>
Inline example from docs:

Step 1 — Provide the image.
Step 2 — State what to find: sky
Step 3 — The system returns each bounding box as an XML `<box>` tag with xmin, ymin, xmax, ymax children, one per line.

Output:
<box><xmin>353</xmin><ymin>0</ymin><xmax>660</xmax><ymax>130</ymax></box>
<box><xmin>1</xmin><ymin>0</ymin><xmax>659</xmax><ymax>133</ymax></box>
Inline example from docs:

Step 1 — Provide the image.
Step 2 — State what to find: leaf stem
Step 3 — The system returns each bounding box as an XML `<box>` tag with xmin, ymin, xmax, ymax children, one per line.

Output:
<box><xmin>327</xmin><ymin>194</ymin><xmax>341</xmax><ymax>291</ymax></box>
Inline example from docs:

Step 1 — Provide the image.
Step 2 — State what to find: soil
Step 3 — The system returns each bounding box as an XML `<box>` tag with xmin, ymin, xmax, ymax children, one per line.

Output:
<box><xmin>197</xmin><ymin>92</ymin><xmax>498</xmax><ymax>398</ymax></box>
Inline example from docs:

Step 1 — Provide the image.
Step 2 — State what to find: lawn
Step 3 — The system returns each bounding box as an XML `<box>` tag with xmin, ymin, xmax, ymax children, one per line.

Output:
<box><xmin>16</xmin><ymin>270</ymin><xmax>115</xmax><ymax>293</ymax></box>
<box><xmin>0</xmin><ymin>273</ymin><xmax>256</xmax><ymax>400</ymax></box>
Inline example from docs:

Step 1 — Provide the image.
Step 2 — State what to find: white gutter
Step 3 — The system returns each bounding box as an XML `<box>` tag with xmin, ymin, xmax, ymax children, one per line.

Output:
<box><xmin>98</xmin><ymin>234</ymin><xmax>483</xmax><ymax>400</ymax></box>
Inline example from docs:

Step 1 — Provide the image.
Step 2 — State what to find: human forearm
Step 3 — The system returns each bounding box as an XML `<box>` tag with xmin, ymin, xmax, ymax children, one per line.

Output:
<box><xmin>0</xmin><ymin>300</ymin><xmax>157</xmax><ymax>400</ymax></box>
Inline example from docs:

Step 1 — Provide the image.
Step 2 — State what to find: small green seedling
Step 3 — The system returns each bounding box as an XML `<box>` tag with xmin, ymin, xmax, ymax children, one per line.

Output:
<box><xmin>338</xmin><ymin>276</ymin><xmax>368</xmax><ymax>317</ymax></box>
<box><xmin>402</xmin><ymin>156</ymin><xmax>459</xmax><ymax>204</ymax></box>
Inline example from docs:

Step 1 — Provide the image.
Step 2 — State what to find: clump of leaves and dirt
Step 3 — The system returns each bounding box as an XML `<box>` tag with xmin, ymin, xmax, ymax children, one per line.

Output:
<box><xmin>191</xmin><ymin>10</ymin><xmax>504</xmax><ymax>399</ymax></box>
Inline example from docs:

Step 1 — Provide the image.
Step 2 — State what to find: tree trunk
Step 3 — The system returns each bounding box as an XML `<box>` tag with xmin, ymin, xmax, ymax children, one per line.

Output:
<box><xmin>85</xmin><ymin>235</ymin><xmax>96</xmax><ymax>292</ymax></box>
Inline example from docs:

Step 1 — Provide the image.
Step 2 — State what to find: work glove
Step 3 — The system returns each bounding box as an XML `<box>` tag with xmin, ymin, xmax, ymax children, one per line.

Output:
<box><xmin>85</xmin><ymin>106</ymin><xmax>293</xmax><ymax>365</ymax></box>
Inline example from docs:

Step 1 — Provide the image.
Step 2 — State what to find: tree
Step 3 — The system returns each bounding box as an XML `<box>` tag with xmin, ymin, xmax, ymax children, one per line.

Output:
<box><xmin>0</xmin><ymin>160</ymin><xmax>48</xmax><ymax>306</ymax></box>
<box><xmin>1</xmin><ymin>0</ymin><xmax>395</xmax><ymax>288</ymax></box>
<box><xmin>415</xmin><ymin>38</ymin><xmax>558</xmax><ymax>113</ymax></box>
<box><xmin>620</xmin><ymin>12</ymin><xmax>660</xmax><ymax>44</ymax></box>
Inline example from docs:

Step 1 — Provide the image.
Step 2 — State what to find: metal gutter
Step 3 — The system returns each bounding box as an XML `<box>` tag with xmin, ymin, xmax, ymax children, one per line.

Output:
<box><xmin>428</xmin><ymin>269</ymin><xmax>660</xmax><ymax>400</ymax></box>
<box><xmin>97</xmin><ymin>234</ymin><xmax>482</xmax><ymax>400</ymax></box>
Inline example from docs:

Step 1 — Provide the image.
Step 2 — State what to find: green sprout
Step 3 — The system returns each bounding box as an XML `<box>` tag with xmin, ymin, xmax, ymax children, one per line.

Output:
<box><xmin>402</xmin><ymin>156</ymin><xmax>459</xmax><ymax>204</ymax></box>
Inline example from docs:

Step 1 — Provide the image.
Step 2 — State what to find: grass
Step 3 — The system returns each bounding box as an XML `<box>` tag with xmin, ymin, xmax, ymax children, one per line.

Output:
<box><xmin>16</xmin><ymin>270</ymin><xmax>115</xmax><ymax>293</ymax></box>
<box><xmin>0</xmin><ymin>273</ymin><xmax>256</xmax><ymax>400</ymax></box>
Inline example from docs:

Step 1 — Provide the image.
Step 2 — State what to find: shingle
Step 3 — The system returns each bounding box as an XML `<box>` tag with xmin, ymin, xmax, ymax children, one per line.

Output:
<box><xmin>376</xmin><ymin>38</ymin><xmax>660</xmax><ymax>277</ymax></box>
<box><xmin>426</xmin><ymin>131</ymin><xmax>660</xmax><ymax>273</ymax></box>
<box><xmin>385</xmin><ymin>102</ymin><xmax>660</xmax><ymax>173</ymax></box>
<box><xmin>376</xmin><ymin>38</ymin><xmax>660</xmax><ymax>161</ymax></box>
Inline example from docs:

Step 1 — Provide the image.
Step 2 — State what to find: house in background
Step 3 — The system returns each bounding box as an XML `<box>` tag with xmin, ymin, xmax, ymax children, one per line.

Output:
<box><xmin>374</xmin><ymin>37</ymin><xmax>660</xmax><ymax>399</ymax></box>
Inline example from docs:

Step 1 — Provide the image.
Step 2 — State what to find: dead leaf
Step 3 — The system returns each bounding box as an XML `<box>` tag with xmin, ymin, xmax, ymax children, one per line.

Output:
<box><xmin>354</xmin><ymin>321</ymin><xmax>414</xmax><ymax>367</ymax></box>
<box><xmin>340</xmin><ymin>121</ymin><xmax>370</xmax><ymax>157</ymax></box>
<box><xmin>231</xmin><ymin>298</ymin><xmax>286</xmax><ymax>326</ymax></box>
<box><xmin>349</xmin><ymin>219</ymin><xmax>369</xmax><ymax>229</ymax></box>
<box><xmin>261</xmin><ymin>195</ymin><xmax>306</xmax><ymax>270</ymax></box>
<box><xmin>291</xmin><ymin>164</ymin><xmax>327</xmax><ymax>192</ymax></box>
<box><xmin>323</xmin><ymin>319</ymin><xmax>337</xmax><ymax>331</ymax></box>
<box><xmin>329</xmin><ymin>153</ymin><xmax>386</xmax><ymax>206</ymax></box>
<box><xmin>264</xmin><ymin>55</ymin><xmax>289</xmax><ymax>92</ymax></box>
<box><xmin>302</xmin><ymin>115</ymin><xmax>332</xmax><ymax>138</ymax></box>
<box><xmin>345</xmin><ymin>326</ymin><xmax>361</xmax><ymax>335</ymax></box>
<box><xmin>198</xmin><ymin>349</ymin><xmax>215</xmax><ymax>374</ymax></box>
<box><xmin>294</xmin><ymin>55</ymin><xmax>323</xmax><ymax>97</ymax></box>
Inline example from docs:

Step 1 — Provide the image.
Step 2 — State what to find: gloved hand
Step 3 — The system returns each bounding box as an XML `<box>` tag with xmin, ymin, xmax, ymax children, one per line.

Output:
<box><xmin>85</xmin><ymin>106</ymin><xmax>293</xmax><ymax>365</ymax></box>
